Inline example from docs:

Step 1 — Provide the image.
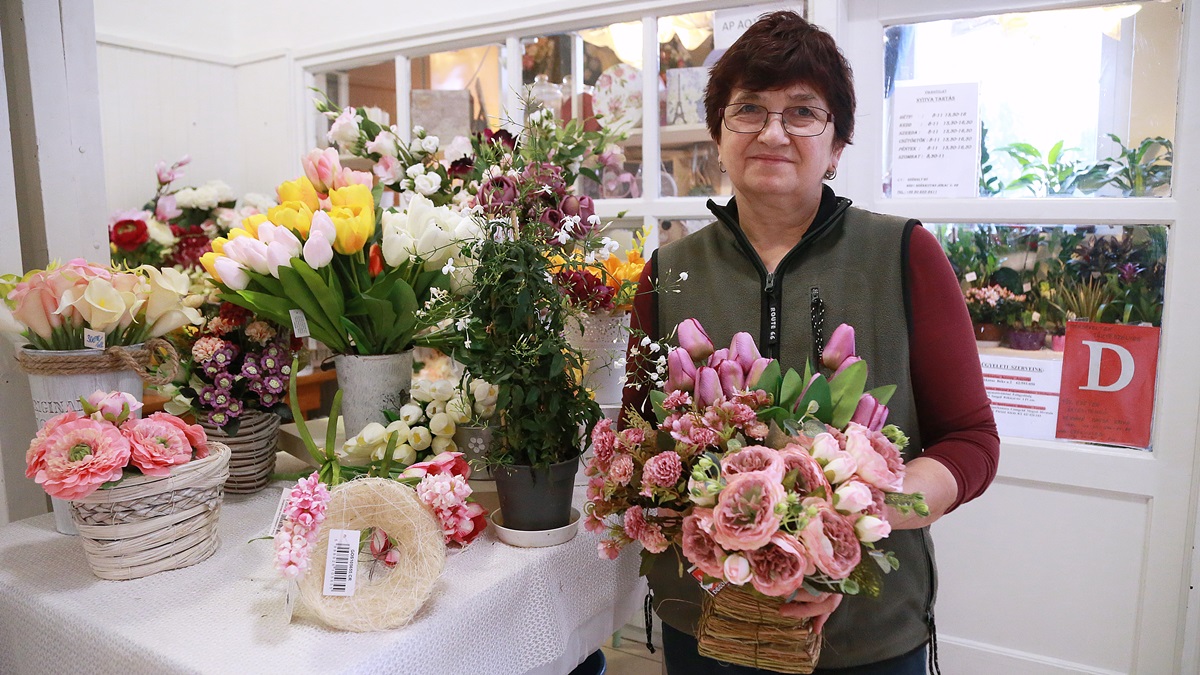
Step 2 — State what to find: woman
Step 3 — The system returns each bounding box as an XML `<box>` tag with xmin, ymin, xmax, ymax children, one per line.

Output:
<box><xmin>623</xmin><ymin>11</ymin><xmax>1000</xmax><ymax>675</ymax></box>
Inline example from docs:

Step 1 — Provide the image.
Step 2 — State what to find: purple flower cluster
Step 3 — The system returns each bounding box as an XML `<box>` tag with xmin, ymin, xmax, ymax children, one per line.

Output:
<box><xmin>195</xmin><ymin>336</ymin><xmax>291</xmax><ymax>427</ymax></box>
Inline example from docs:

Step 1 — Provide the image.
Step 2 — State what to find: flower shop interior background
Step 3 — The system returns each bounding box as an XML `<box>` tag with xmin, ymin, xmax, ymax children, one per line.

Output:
<box><xmin>3</xmin><ymin>0</ymin><xmax>1200</xmax><ymax>673</ymax></box>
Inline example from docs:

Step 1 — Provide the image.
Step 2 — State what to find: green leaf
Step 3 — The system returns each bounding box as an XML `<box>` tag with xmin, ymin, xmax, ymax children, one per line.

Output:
<box><xmin>780</xmin><ymin>368</ymin><xmax>804</xmax><ymax>411</ymax></box>
<box><xmin>244</xmin><ymin>270</ymin><xmax>287</xmax><ymax>298</ymax></box>
<box><xmin>754</xmin><ymin>361</ymin><xmax>781</xmax><ymax>401</ymax></box>
<box><xmin>293</xmin><ymin>258</ymin><xmax>345</xmax><ymax>320</ymax></box>
<box><xmin>638</xmin><ymin>549</ymin><xmax>658</xmax><ymax>577</ymax></box>
<box><xmin>867</xmin><ymin>384</ymin><xmax>896</xmax><ymax>407</ymax></box>
<box><xmin>829</xmin><ymin>360</ymin><xmax>868</xmax><ymax>428</ymax></box>
<box><xmin>278</xmin><ymin>266</ymin><xmax>346</xmax><ymax>351</ymax></box>
<box><xmin>326</xmin><ymin>389</ymin><xmax>343</xmax><ymax>462</ymax></box>
<box><xmin>795</xmin><ymin>375</ymin><xmax>832</xmax><ymax>423</ymax></box>
<box><xmin>649</xmin><ymin>390</ymin><xmax>668</xmax><ymax>424</ymax></box>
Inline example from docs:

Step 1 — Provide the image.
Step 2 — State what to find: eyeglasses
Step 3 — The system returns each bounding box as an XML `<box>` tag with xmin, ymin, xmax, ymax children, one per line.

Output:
<box><xmin>721</xmin><ymin>103</ymin><xmax>833</xmax><ymax>137</ymax></box>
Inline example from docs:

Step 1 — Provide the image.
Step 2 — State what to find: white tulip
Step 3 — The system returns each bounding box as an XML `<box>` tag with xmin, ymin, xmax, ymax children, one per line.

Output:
<box><xmin>213</xmin><ymin>258</ymin><xmax>250</xmax><ymax>290</ymax></box>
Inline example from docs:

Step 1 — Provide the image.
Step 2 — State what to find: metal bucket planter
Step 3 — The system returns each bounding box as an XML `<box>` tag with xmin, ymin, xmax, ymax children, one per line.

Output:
<box><xmin>333</xmin><ymin>350</ymin><xmax>413</xmax><ymax>438</ymax></box>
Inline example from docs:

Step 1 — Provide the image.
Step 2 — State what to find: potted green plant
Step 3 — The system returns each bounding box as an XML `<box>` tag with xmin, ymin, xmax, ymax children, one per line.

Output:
<box><xmin>1007</xmin><ymin>286</ymin><xmax>1051</xmax><ymax>351</ymax></box>
<box><xmin>963</xmin><ymin>285</ymin><xmax>1024</xmax><ymax>346</ymax></box>
<box><xmin>1090</xmin><ymin>134</ymin><xmax>1173</xmax><ymax>197</ymax></box>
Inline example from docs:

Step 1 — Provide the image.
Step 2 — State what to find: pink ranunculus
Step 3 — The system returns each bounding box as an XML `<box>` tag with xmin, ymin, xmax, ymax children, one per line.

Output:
<box><xmin>821</xmin><ymin>324</ymin><xmax>856</xmax><ymax>371</ymax></box>
<box><xmin>778</xmin><ymin>444</ymin><xmax>831</xmax><ymax>498</ymax></box>
<box><xmin>122</xmin><ymin>416</ymin><xmax>194</xmax><ymax>476</ymax></box>
<box><xmin>711</xmin><ymin>473</ymin><xmax>786</xmax><ymax>551</ymax></box>
<box><xmin>85</xmin><ymin>390</ymin><xmax>143</xmax><ymax>421</ymax></box>
<box><xmin>149</xmin><ymin>412</ymin><xmax>209</xmax><ymax>458</ymax></box>
<box><xmin>26</xmin><ymin>411</ymin><xmax>84</xmax><ymax>476</ymax></box>
<box><xmin>723</xmin><ymin>553</ymin><xmax>752</xmax><ymax>585</ymax></box>
<box><xmin>623</xmin><ymin>504</ymin><xmax>646</xmax><ymax>540</ymax></box>
<box><xmin>642</xmin><ymin>451</ymin><xmax>683</xmax><ymax>489</ymax></box>
<box><xmin>799</xmin><ymin>500</ymin><xmax>862</xmax><ymax>579</ymax></box>
<box><xmin>28</xmin><ymin>417</ymin><xmax>131</xmax><ymax>500</ymax></box>
<box><xmin>639</xmin><ymin>523</ymin><xmax>669</xmax><ymax>554</ymax></box>
<box><xmin>720</xmin><ymin>446</ymin><xmax>785</xmax><ymax>483</ymax></box>
<box><xmin>676</xmin><ymin>318</ymin><xmax>714</xmax><ymax>362</ymax></box>
<box><xmin>681</xmin><ymin>508</ymin><xmax>724</xmax><ymax>579</ymax></box>
<box><xmin>609</xmin><ymin>454</ymin><xmax>633</xmax><ymax>485</ymax></box>
<box><xmin>373</xmin><ymin>155</ymin><xmax>407</xmax><ymax>185</ymax></box>
<box><xmin>748</xmin><ymin>532</ymin><xmax>815</xmax><ymax>597</ymax></box>
<box><xmin>844</xmin><ymin>423</ymin><xmax>904</xmax><ymax>492</ymax></box>
<box><xmin>402</xmin><ymin>451</ymin><xmax>471</xmax><ymax>480</ymax></box>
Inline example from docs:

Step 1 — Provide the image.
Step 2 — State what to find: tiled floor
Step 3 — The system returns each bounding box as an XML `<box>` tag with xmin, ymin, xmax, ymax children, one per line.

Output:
<box><xmin>600</xmin><ymin>627</ymin><xmax>662</xmax><ymax>674</ymax></box>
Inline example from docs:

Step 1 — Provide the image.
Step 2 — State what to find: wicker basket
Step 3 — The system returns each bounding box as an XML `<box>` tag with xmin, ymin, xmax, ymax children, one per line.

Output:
<box><xmin>68</xmin><ymin>443</ymin><xmax>231</xmax><ymax>580</ymax></box>
<box><xmin>200</xmin><ymin>411</ymin><xmax>280</xmax><ymax>494</ymax></box>
<box><xmin>696</xmin><ymin>584</ymin><xmax>821</xmax><ymax>674</ymax></box>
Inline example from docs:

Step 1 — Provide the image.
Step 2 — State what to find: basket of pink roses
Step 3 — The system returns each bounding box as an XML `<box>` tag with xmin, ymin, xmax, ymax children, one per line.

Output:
<box><xmin>586</xmin><ymin>320</ymin><xmax>926</xmax><ymax>674</ymax></box>
<box><xmin>26</xmin><ymin>391</ymin><xmax>229</xmax><ymax>580</ymax></box>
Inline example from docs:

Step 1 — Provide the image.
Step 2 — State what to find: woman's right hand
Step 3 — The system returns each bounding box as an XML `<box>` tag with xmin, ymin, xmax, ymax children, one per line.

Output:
<box><xmin>779</xmin><ymin>591</ymin><xmax>842</xmax><ymax>632</ymax></box>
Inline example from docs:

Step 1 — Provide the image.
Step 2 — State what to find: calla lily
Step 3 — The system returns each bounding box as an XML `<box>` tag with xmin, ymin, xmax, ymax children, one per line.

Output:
<box><xmin>667</xmin><ymin>348</ymin><xmax>697</xmax><ymax>392</ymax></box>
<box><xmin>677</xmin><ymin>318</ymin><xmax>714</xmax><ymax>362</ymax></box>
<box><xmin>822</xmin><ymin>324</ymin><xmax>856</xmax><ymax>371</ymax></box>
<box><xmin>728</xmin><ymin>332</ymin><xmax>761</xmax><ymax>373</ymax></box>
<box><xmin>213</xmin><ymin>257</ymin><xmax>250</xmax><ymax>290</ymax></box>
<box><xmin>745</xmin><ymin>357</ymin><xmax>772</xmax><ymax>388</ymax></box>
<box><xmin>302</xmin><ymin>231</ymin><xmax>334</xmax><ymax>269</ymax></box>
<box><xmin>717</xmin><ymin>359</ymin><xmax>744</xmax><ymax>396</ymax></box>
<box><xmin>695</xmin><ymin>366</ymin><xmax>722</xmax><ymax>407</ymax></box>
<box><xmin>850</xmin><ymin>393</ymin><xmax>889</xmax><ymax>432</ymax></box>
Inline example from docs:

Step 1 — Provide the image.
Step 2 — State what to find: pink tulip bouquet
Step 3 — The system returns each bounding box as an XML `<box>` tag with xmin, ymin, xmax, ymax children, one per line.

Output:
<box><xmin>587</xmin><ymin>318</ymin><xmax>926</xmax><ymax>608</ymax></box>
<box><xmin>1</xmin><ymin>259</ymin><xmax>201</xmax><ymax>350</ymax></box>
<box><xmin>25</xmin><ymin>391</ymin><xmax>210</xmax><ymax>500</ymax></box>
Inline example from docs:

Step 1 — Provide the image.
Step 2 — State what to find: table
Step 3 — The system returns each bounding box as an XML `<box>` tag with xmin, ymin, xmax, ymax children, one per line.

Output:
<box><xmin>0</xmin><ymin>484</ymin><xmax>645</xmax><ymax>674</ymax></box>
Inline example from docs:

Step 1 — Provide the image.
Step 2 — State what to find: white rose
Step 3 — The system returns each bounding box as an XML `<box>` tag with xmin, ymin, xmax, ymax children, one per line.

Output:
<box><xmin>405</xmin><ymin>163</ymin><xmax>425</xmax><ymax>179</ymax></box>
<box><xmin>173</xmin><ymin>188</ymin><xmax>199</xmax><ymax>209</ymax></box>
<box><xmin>328</xmin><ymin>108</ymin><xmax>361</xmax><ymax>147</ymax></box>
<box><xmin>420</xmin><ymin>136</ymin><xmax>440</xmax><ymax>154</ymax></box>
<box><xmin>414</xmin><ymin>172</ymin><xmax>443</xmax><ymax>196</ymax></box>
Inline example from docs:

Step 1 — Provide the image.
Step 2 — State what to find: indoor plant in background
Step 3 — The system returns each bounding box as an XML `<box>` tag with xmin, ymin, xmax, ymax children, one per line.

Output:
<box><xmin>963</xmin><ymin>284</ymin><xmax>1024</xmax><ymax>347</ymax></box>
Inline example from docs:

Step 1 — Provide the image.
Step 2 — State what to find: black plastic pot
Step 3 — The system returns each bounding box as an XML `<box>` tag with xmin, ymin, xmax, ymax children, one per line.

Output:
<box><xmin>492</xmin><ymin>456</ymin><xmax>580</xmax><ymax>531</ymax></box>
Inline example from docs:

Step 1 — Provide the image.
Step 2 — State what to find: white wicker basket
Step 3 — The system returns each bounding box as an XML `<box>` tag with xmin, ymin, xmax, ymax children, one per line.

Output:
<box><xmin>68</xmin><ymin>443</ymin><xmax>231</xmax><ymax>580</ymax></box>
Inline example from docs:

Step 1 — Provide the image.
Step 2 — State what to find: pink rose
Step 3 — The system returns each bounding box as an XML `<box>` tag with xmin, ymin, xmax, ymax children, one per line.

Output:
<box><xmin>748</xmin><ymin>533</ymin><xmax>815</xmax><ymax>597</ymax></box>
<box><xmin>123</xmin><ymin>416</ymin><xmax>194</xmax><ymax>477</ymax></box>
<box><xmin>720</xmin><ymin>446</ymin><xmax>785</xmax><ymax>483</ymax></box>
<box><xmin>711</xmin><ymin>473</ymin><xmax>786</xmax><ymax>551</ymax></box>
<box><xmin>609</xmin><ymin>454</ymin><xmax>633</xmax><ymax>486</ymax></box>
<box><xmin>854</xmin><ymin>514</ymin><xmax>891</xmax><ymax>543</ymax></box>
<box><xmin>723</xmin><ymin>553</ymin><xmax>752</xmax><ymax>585</ymax></box>
<box><xmin>843</xmin><ymin>423</ymin><xmax>904</xmax><ymax>492</ymax></box>
<box><xmin>642</xmin><ymin>451</ymin><xmax>683</xmax><ymax>488</ymax></box>
<box><xmin>85</xmin><ymin>390</ymin><xmax>143</xmax><ymax>421</ymax></box>
<box><xmin>28</xmin><ymin>417</ymin><xmax>131</xmax><ymax>500</ymax></box>
<box><xmin>623</xmin><ymin>504</ymin><xmax>646</xmax><ymax>540</ymax></box>
<box><xmin>799</xmin><ymin>500</ymin><xmax>862</xmax><ymax>579</ymax></box>
<box><xmin>681</xmin><ymin>508</ymin><xmax>724</xmax><ymax>579</ymax></box>
<box><xmin>778</xmin><ymin>444</ymin><xmax>831</xmax><ymax>498</ymax></box>
<box><xmin>148</xmin><ymin>412</ymin><xmax>209</xmax><ymax>458</ymax></box>
<box><xmin>833</xmin><ymin>480</ymin><xmax>874</xmax><ymax>514</ymax></box>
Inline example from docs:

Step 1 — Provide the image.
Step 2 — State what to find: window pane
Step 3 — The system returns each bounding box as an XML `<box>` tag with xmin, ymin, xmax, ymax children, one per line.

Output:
<box><xmin>657</xmin><ymin>12</ymin><xmax>727</xmax><ymax>197</ymax></box>
<box><xmin>934</xmin><ymin>223</ymin><xmax>1167</xmax><ymax>450</ymax></box>
<box><xmin>411</xmin><ymin>44</ymin><xmax>504</xmax><ymax>140</ymax></box>
<box><xmin>884</xmin><ymin>2</ymin><xmax>1181</xmax><ymax>198</ymax></box>
<box><xmin>312</xmin><ymin>59</ymin><xmax>397</xmax><ymax>149</ymax></box>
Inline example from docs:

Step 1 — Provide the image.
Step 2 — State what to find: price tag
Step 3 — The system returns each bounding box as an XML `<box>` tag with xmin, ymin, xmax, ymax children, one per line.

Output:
<box><xmin>1031</xmin><ymin>311</ymin><xmax>1041</xmax><ymax>323</ymax></box>
<box><xmin>964</xmin><ymin>272</ymin><xmax>978</xmax><ymax>282</ymax></box>
<box><xmin>267</xmin><ymin>489</ymin><xmax>290</xmax><ymax>538</ymax></box>
<box><xmin>1023</xmin><ymin>282</ymin><xmax>1033</xmax><ymax>292</ymax></box>
<box><xmin>323</xmin><ymin>529</ymin><xmax>359</xmax><ymax>597</ymax></box>
<box><xmin>83</xmin><ymin>328</ymin><xmax>106</xmax><ymax>350</ymax></box>
<box><xmin>688</xmin><ymin>565</ymin><xmax>727</xmax><ymax>597</ymax></box>
<box><xmin>284</xmin><ymin>578</ymin><xmax>298</xmax><ymax>621</ymax></box>
<box><xmin>289</xmin><ymin>309</ymin><xmax>310</xmax><ymax>339</ymax></box>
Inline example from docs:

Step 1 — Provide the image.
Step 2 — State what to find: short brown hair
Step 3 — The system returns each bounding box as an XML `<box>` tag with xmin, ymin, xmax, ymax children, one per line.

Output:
<box><xmin>704</xmin><ymin>11</ymin><xmax>855</xmax><ymax>148</ymax></box>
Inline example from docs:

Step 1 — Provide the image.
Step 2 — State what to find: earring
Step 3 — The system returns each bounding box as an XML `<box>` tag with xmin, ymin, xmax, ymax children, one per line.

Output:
<box><xmin>719</xmin><ymin>160</ymin><xmax>726</xmax><ymax>174</ymax></box>
<box><xmin>824</xmin><ymin>168</ymin><xmax>837</xmax><ymax>180</ymax></box>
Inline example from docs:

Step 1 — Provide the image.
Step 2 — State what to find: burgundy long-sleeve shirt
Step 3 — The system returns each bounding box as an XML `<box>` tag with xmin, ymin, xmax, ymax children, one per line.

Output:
<box><xmin>622</xmin><ymin>223</ymin><xmax>999</xmax><ymax>512</ymax></box>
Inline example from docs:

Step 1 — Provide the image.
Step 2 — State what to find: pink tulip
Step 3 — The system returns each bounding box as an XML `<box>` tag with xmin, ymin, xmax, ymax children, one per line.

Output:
<box><xmin>666</xmin><ymin>348</ymin><xmax>697</xmax><ymax>392</ymax></box>
<box><xmin>11</xmin><ymin>287</ymin><xmax>54</xmax><ymax>338</ymax></box>
<box><xmin>822</xmin><ymin>324</ymin><xmax>856</xmax><ymax>371</ymax></box>
<box><xmin>677</xmin><ymin>318</ymin><xmax>714</xmax><ymax>362</ymax></box>
<box><xmin>728</xmin><ymin>332</ymin><xmax>761</xmax><ymax>373</ymax></box>
<box><xmin>303</xmin><ymin>147</ymin><xmax>342</xmax><ymax>194</ymax></box>
<box><xmin>302</xmin><ymin>231</ymin><xmax>334</xmax><ymax>269</ymax></box>
<box><xmin>849</xmin><ymin>394</ymin><xmax>889</xmax><ymax>432</ymax></box>
<box><xmin>793</xmin><ymin>373</ymin><xmax>823</xmax><ymax>413</ymax></box>
<box><xmin>332</xmin><ymin>167</ymin><xmax>374</xmax><ymax>190</ymax></box>
<box><xmin>745</xmin><ymin>358</ymin><xmax>772</xmax><ymax>388</ymax></box>
<box><xmin>832</xmin><ymin>355</ymin><xmax>861</xmax><ymax>380</ymax></box>
<box><xmin>707</xmin><ymin>348</ymin><xmax>729</xmax><ymax>368</ymax></box>
<box><xmin>695</xmin><ymin>367</ymin><xmax>722</xmax><ymax>407</ymax></box>
<box><xmin>717</xmin><ymin>360</ymin><xmax>744</xmax><ymax>397</ymax></box>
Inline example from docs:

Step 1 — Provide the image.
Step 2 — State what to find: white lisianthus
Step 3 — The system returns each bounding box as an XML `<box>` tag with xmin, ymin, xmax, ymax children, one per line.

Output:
<box><xmin>419</xmin><ymin>136</ymin><xmax>440</xmax><ymax>154</ymax></box>
<box><xmin>366</xmin><ymin>132</ymin><xmax>401</xmax><ymax>158</ymax></box>
<box><xmin>363</xmin><ymin>106</ymin><xmax>390</xmax><ymax>126</ymax></box>
<box><xmin>328</xmin><ymin>108</ymin><xmax>361</xmax><ymax>147</ymax></box>
<box><xmin>147</xmin><ymin>219</ymin><xmax>176</xmax><ymax>247</ymax></box>
<box><xmin>414</xmin><ymin>172</ymin><xmax>443</xmax><ymax>197</ymax></box>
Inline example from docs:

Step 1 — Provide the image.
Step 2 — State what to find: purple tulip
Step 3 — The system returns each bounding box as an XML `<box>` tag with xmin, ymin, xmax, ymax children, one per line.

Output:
<box><xmin>728</xmin><ymin>332</ymin><xmax>761</xmax><ymax>373</ymax></box>
<box><xmin>745</xmin><ymin>358</ymin><xmax>772</xmax><ymax>388</ymax></box>
<box><xmin>695</xmin><ymin>367</ymin><xmax>722</xmax><ymax>407</ymax></box>
<box><xmin>707</xmin><ymin>348</ymin><xmax>729</xmax><ymax>368</ymax></box>
<box><xmin>822</xmin><ymin>324</ymin><xmax>856</xmax><ymax>371</ymax></box>
<box><xmin>717</xmin><ymin>360</ymin><xmax>745</xmax><ymax>397</ymax></box>
<box><xmin>667</xmin><ymin>348</ymin><xmax>697</xmax><ymax>392</ymax></box>
<box><xmin>850</xmin><ymin>394</ymin><xmax>890</xmax><ymax>432</ymax></box>
<box><xmin>832</xmin><ymin>355</ymin><xmax>862</xmax><ymax>380</ymax></box>
<box><xmin>677</xmin><ymin>319</ymin><xmax>714</xmax><ymax>362</ymax></box>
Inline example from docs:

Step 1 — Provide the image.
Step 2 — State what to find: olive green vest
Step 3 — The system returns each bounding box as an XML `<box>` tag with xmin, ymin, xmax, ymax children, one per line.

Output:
<box><xmin>649</xmin><ymin>197</ymin><xmax>935</xmax><ymax>668</ymax></box>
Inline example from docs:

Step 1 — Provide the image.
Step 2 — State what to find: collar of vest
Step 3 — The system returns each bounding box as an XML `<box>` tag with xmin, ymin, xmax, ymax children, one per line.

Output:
<box><xmin>705</xmin><ymin>186</ymin><xmax>853</xmax><ymax>275</ymax></box>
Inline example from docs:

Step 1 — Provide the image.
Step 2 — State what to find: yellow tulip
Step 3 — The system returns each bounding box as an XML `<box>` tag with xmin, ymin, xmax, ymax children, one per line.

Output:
<box><xmin>210</xmin><ymin>237</ymin><xmax>227</xmax><ymax>255</ymax></box>
<box><xmin>241</xmin><ymin>213</ymin><xmax>268</xmax><ymax>238</ymax></box>
<box><xmin>277</xmin><ymin>176</ymin><xmax>320</xmax><ymax>211</ymax></box>
<box><xmin>329</xmin><ymin>183</ymin><xmax>375</xmax><ymax>212</ymax></box>
<box><xmin>200</xmin><ymin>252</ymin><xmax>223</xmax><ymax>284</ymax></box>
<box><xmin>328</xmin><ymin>205</ymin><xmax>375</xmax><ymax>255</ymax></box>
<box><xmin>227</xmin><ymin>228</ymin><xmax>251</xmax><ymax>240</ymax></box>
<box><xmin>268</xmin><ymin>201</ymin><xmax>315</xmax><ymax>238</ymax></box>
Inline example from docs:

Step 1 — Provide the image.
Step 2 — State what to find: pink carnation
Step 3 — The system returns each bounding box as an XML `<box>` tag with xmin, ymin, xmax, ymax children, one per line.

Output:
<box><xmin>720</xmin><ymin>446</ymin><xmax>785</xmax><ymax>483</ymax></box>
<box><xmin>798</xmin><ymin>499</ymin><xmax>862</xmax><ymax>579</ymax></box>
<box><xmin>591</xmin><ymin>418</ymin><xmax>616</xmax><ymax>457</ymax></box>
<box><xmin>681</xmin><ymin>508</ymin><xmax>724</xmax><ymax>579</ymax></box>
<box><xmin>122</xmin><ymin>417</ymin><xmax>194</xmax><ymax>477</ymax></box>
<box><xmin>662</xmin><ymin>390</ymin><xmax>692</xmax><ymax>409</ymax></box>
<box><xmin>149</xmin><ymin>412</ymin><xmax>209</xmax><ymax>458</ymax></box>
<box><xmin>26</xmin><ymin>417</ymin><xmax>131</xmax><ymax>500</ymax></box>
<box><xmin>748</xmin><ymin>533</ymin><xmax>815</xmax><ymax>597</ymax></box>
<box><xmin>642</xmin><ymin>451</ymin><xmax>683</xmax><ymax>488</ymax></box>
<box><xmin>711</xmin><ymin>473</ymin><xmax>786</xmax><ymax>551</ymax></box>
<box><xmin>191</xmin><ymin>336</ymin><xmax>225</xmax><ymax>363</ymax></box>
<box><xmin>609</xmin><ymin>454</ymin><xmax>633</xmax><ymax>485</ymax></box>
<box><xmin>639</xmin><ymin>522</ymin><xmax>669</xmax><ymax>553</ymax></box>
<box><xmin>623</xmin><ymin>504</ymin><xmax>647</xmax><ymax>540</ymax></box>
<box><xmin>617</xmin><ymin>427</ymin><xmax>645</xmax><ymax>451</ymax></box>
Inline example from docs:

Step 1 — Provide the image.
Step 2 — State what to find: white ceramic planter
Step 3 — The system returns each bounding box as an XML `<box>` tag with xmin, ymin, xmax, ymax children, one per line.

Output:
<box><xmin>564</xmin><ymin>312</ymin><xmax>631</xmax><ymax>407</ymax></box>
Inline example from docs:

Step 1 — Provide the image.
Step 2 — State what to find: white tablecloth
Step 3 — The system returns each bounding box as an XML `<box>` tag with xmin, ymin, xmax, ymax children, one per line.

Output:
<box><xmin>0</xmin><ymin>486</ymin><xmax>645</xmax><ymax>675</ymax></box>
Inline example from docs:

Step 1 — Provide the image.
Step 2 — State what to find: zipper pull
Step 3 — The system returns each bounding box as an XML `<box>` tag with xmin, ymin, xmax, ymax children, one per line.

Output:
<box><xmin>764</xmin><ymin>272</ymin><xmax>775</xmax><ymax>293</ymax></box>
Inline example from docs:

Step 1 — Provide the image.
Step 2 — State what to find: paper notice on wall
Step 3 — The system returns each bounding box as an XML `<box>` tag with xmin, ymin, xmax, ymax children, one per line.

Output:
<box><xmin>890</xmin><ymin>82</ymin><xmax>980</xmax><ymax>198</ymax></box>
<box><xmin>1056</xmin><ymin>322</ymin><xmax>1160</xmax><ymax>449</ymax></box>
<box><xmin>979</xmin><ymin>352</ymin><xmax>1063</xmax><ymax>441</ymax></box>
<box><xmin>714</xmin><ymin>4</ymin><xmax>803</xmax><ymax>49</ymax></box>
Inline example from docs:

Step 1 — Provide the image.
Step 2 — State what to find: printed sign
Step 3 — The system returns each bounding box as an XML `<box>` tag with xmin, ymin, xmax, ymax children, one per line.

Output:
<box><xmin>979</xmin><ymin>352</ymin><xmax>1063</xmax><ymax>441</ymax></box>
<box><xmin>714</xmin><ymin>4</ymin><xmax>803</xmax><ymax>49</ymax></box>
<box><xmin>1056</xmin><ymin>322</ymin><xmax>1160</xmax><ymax>449</ymax></box>
<box><xmin>890</xmin><ymin>82</ymin><xmax>980</xmax><ymax>198</ymax></box>
<box><xmin>289</xmin><ymin>309</ymin><xmax>310</xmax><ymax>339</ymax></box>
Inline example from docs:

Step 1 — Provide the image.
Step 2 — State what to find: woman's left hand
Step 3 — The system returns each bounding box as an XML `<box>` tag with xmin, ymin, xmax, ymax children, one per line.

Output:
<box><xmin>779</xmin><ymin>591</ymin><xmax>843</xmax><ymax>632</ymax></box>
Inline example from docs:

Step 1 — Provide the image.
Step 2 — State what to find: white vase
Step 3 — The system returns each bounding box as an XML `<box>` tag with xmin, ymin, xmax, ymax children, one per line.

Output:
<box><xmin>565</xmin><ymin>312</ymin><xmax>631</xmax><ymax>407</ymax></box>
<box><xmin>21</xmin><ymin>347</ymin><xmax>145</xmax><ymax>536</ymax></box>
<box><xmin>333</xmin><ymin>351</ymin><xmax>413</xmax><ymax>438</ymax></box>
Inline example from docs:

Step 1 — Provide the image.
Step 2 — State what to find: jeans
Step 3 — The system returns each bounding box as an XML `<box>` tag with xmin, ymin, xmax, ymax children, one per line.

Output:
<box><xmin>661</xmin><ymin>623</ymin><xmax>929</xmax><ymax>675</ymax></box>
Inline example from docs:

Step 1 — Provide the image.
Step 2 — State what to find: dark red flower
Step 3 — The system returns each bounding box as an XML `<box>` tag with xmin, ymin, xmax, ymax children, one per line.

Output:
<box><xmin>110</xmin><ymin>218</ymin><xmax>150</xmax><ymax>251</ymax></box>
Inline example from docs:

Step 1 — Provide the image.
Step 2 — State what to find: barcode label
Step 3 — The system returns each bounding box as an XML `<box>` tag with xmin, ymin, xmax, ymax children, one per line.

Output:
<box><xmin>83</xmin><ymin>328</ymin><xmax>106</xmax><ymax>350</ymax></box>
<box><xmin>290</xmin><ymin>309</ymin><xmax>310</xmax><ymax>339</ymax></box>
<box><xmin>323</xmin><ymin>529</ymin><xmax>359</xmax><ymax>597</ymax></box>
<box><xmin>267</xmin><ymin>489</ymin><xmax>289</xmax><ymax>538</ymax></box>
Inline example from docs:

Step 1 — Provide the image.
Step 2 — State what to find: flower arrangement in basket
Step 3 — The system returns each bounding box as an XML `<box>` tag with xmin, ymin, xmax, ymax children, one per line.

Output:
<box><xmin>586</xmin><ymin>320</ymin><xmax>926</xmax><ymax>673</ymax></box>
<box><xmin>25</xmin><ymin>391</ymin><xmax>229</xmax><ymax>580</ymax></box>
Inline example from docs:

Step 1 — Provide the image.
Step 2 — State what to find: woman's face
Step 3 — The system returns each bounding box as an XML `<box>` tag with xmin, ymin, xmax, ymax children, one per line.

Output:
<box><xmin>716</xmin><ymin>82</ymin><xmax>843</xmax><ymax>207</ymax></box>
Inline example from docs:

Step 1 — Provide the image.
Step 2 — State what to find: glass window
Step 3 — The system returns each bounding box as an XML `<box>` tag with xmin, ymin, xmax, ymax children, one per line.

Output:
<box><xmin>884</xmin><ymin>2</ymin><xmax>1181</xmax><ymax>198</ymax></box>
<box><xmin>312</xmin><ymin>59</ymin><xmax>398</xmax><ymax>149</ymax></box>
<box><xmin>933</xmin><ymin>222</ymin><xmax>1167</xmax><ymax>450</ymax></box>
<box><xmin>656</xmin><ymin>12</ymin><xmax>727</xmax><ymax>198</ymax></box>
<box><xmin>410</xmin><ymin>44</ymin><xmax>505</xmax><ymax>141</ymax></box>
